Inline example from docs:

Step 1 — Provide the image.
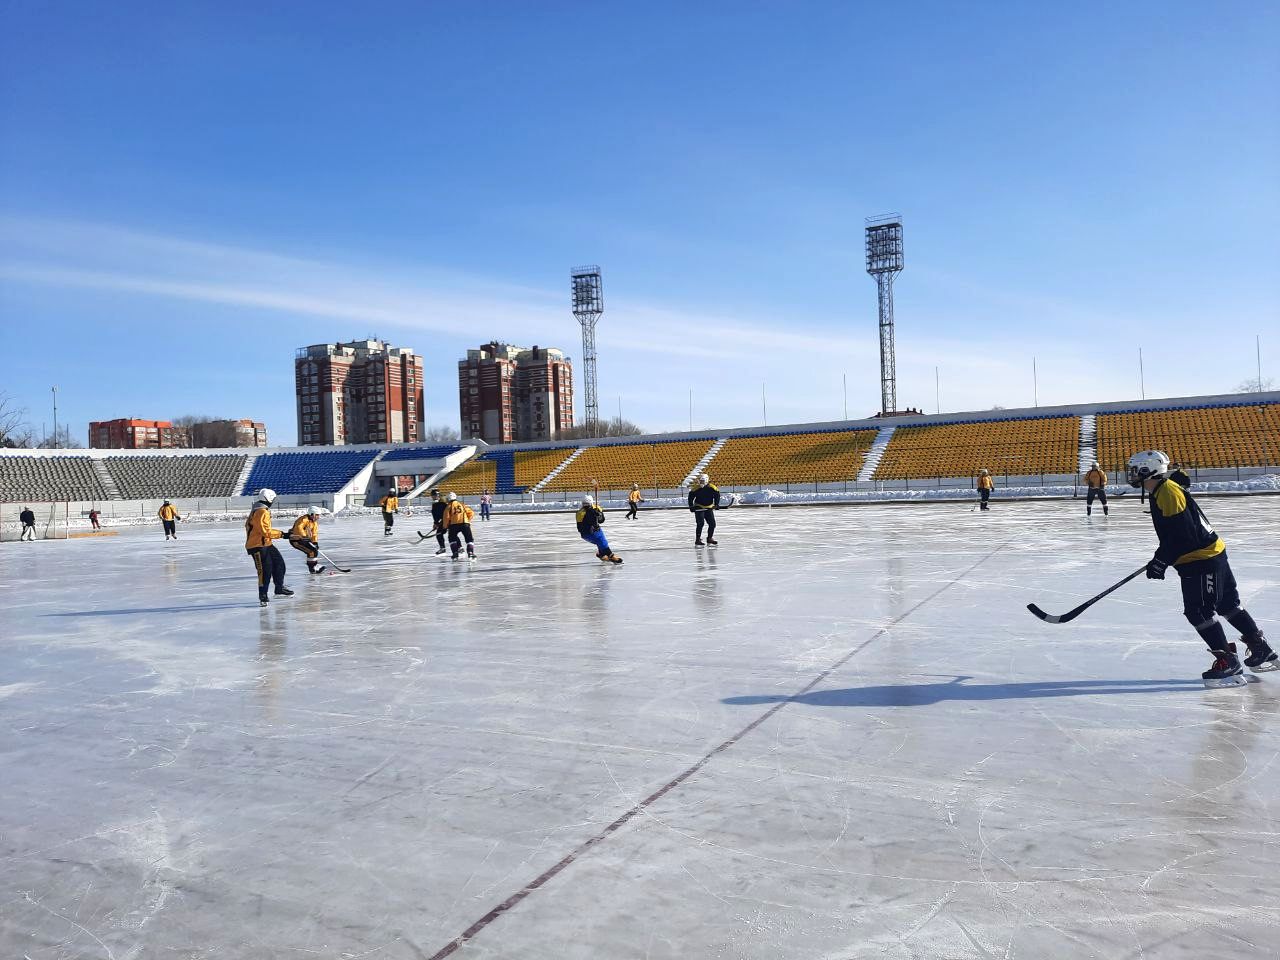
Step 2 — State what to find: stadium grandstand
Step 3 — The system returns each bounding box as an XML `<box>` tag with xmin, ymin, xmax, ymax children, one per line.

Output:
<box><xmin>1</xmin><ymin>393</ymin><xmax>1276</xmax><ymax>532</ymax></box>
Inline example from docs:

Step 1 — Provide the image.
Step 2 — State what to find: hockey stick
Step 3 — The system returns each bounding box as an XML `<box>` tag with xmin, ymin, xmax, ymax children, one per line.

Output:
<box><xmin>315</xmin><ymin>548</ymin><xmax>351</xmax><ymax>574</ymax></box>
<box><xmin>1026</xmin><ymin>565</ymin><xmax>1146</xmax><ymax>624</ymax></box>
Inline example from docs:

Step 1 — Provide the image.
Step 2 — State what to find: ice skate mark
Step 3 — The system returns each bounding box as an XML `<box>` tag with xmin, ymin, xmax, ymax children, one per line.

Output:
<box><xmin>23</xmin><ymin>891</ymin><xmax>117</xmax><ymax>959</ymax></box>
<box><xmin>952</xmin><ymin>916</ymin><xmax>996</xmax><ymax>959</ymax></box>
<box><xmin>424</xmin><ymin>541</ymin><xmax>1009</xmax><ymax>959</ymax></box>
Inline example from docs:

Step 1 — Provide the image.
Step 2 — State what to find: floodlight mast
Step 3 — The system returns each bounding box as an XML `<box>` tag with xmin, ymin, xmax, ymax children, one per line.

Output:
<box><xmin>571</xmin><ymin>265</ymin><xmax>604</xmax><ymax>437</ymax></box>
<box><xmin>865</xmin><ymin>215</ymin><xmax>904</xmax><ymax>415</ymax></box>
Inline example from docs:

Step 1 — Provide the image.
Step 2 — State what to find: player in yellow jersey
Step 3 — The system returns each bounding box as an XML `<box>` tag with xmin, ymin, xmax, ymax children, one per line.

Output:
<box><xmin>1082</xmin><ymin>462</ymin><xmax>1108</xmax><ymax>516</ymax></box>
<box><xmin>288</xmin><ymin>506</ymin><xmax>326</xmax><ymax>575</ymax></box>
<box><xmin>245</xmin><ymin>488</ymin><xmax>293</xmax><ymax>606</ymax></box>
<box><xmin>158</xmin><ymin>500</ymin><xmax>182</xmax><ymax>539</ymax></box>
<box><xmin>976</xmin><ymin>469</ymin><xmax>994</xmax><ymax>511</ymax></box>
<box><xmin>626</xmin><ymin>484</ymin><xmax>644</xmax><ymax>520</ymax></box>
<box><xmin>440</xmin><ymin>492</ymin><xmax>476</xmax><ymax>560</ymax></box>
<box><xmin>1128</xmin><ymin>450</ymin><xmax>1274</xmax><ymax>686</ymax></box>
<box><xmin>379</xmin><ymin>490</ymin><xmax>400</xmax><ymax>536</ymax></box>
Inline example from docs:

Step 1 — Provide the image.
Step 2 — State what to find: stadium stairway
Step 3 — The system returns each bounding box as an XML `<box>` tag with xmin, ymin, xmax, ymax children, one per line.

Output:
<box><xmin>530</xmin><ymin>447</ymin><xmax>584</xmax><ymax>493</ymax></box>
<box><xmin>683</xmin><ymin>438</ymin><xmax>726</xmax><ymax>486</ymax></box>
<box><xmin>90</xmin><ymin>459</ymin><xmax>121</xmax><ymax>500</ymax></box>
<box><xmin>1078</xmin><ymin>415</ymin><xmax>1097</xmax><ymax>474</ymax></box>
<box><xmin>857</xmin><ymin>426</ymin><xmax>896</xmax><ymax>482</ymax></box>
<box><xmin>233</xmin><ymin>455</ymin><xmax>259</xmax><ymax>496</ymax></box>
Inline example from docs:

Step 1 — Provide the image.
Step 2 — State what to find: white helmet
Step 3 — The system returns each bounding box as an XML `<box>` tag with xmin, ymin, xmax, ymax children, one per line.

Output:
<box><xmin>700</xmin><ymin>474</ymin><xmax>710</xmax><ymax>485</ymax></box>
<box><xmin>582</xmin><ymin>494</ymin><xmax>595</xmax><ymax>506</ymax></box>
<box><xmin>446</xmin><ymin>492</ymin><xmax>457</xmax><ymax>502</ymax></box>
<box><xmin>980</xmin><ymin>469</ymin><xmax>989</xmax><ymax>476</ymax></box>
<box><xmin>1126</xmin><ymin>450</ymin><xmax>1170</xmax><ymax>487</ymax></box>
<box><xmin>1091</xmin><ymin>461</ymin><xmax>1100</xmax><ymax>469</ymax></box>
<box><xmin>307</xmin><ymin>505</ymin><xmax>321</xmax><ymax>516</ymax></box>
<box><xmin>257</xmin><ymin>488</ymin><xmax>277</xmax><ymax>505</ymax></box>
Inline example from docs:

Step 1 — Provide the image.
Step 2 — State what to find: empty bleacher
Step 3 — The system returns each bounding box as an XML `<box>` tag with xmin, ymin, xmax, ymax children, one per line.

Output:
<box><xmin>707</xmin><ymin>430</ymin><xmax>877</xmax><ymax>486</ymax></box>
<box><xmin>378</xmin><ymin>445</ymin><xmax>464</xmax><ymax>463</ymax></box>
<box><xmin>1096</xmin><ymin>402</ymin><xmax>1279</xmax><ymax>473</ymax></box>
<box><xmin>515</xmin><ymin>448</ymin><xmax>577</xmax><ymax>490</ymax></box>
<box><xmin>543</xmin><ymin>439</ymin><xmax>715</xmax><ymax>493</ymax></box>
<box><xmin>436</xmin><ymin>456</ymin><xmax>498</xmax><ymax>496</ymax></box>
<box><xmin>0</xmin><ymin>456</ymin><xmax>107</xmax><ymax>502</ymax></box>
<box><xmin>242</xmin><ymin>449</ymin><xmax>379</xmax><ymax>495</ymax></box>
<box><xmin>875</xmin><ymin>416</ymin><xmax>1079</xmax><ymax>480</ymax></box>
<box><xmin>106</xmin><ymin>454</ymin><xmax>246</xmax><ymax>499</ymax></box>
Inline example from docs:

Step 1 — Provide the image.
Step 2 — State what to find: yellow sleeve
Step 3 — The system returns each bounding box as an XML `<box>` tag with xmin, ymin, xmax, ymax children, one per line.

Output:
<box><xmin>1154</xmin><ymin>482</ymin><xmax>1186</xmax><ymax>516</ymax></box>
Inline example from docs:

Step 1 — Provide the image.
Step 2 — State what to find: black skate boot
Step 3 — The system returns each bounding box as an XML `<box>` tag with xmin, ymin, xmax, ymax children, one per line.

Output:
<box><xmin>707</xmin><ymin>537</ymin><xmax>718</xmax><ymax>545</ymax></box>
<box><xmin>259</xmin><ymin>597</ymin><xmax>269</xmax><ymax>607</ymax></box>
<box><xmin>275</xmin><ymin>586</ymin><xmax>294</xmax><ymax>598</ymax></box>
<box><xmin>467</xmin><ymin>545</ymin><xmax>476</xmax><ymax>560</ymax></box>
<box><xmin>695</xmin><ymin>539</ymin><xmax>704</xmax><ymax>546</ymax></box>
<box><xmin>1202</xmin><ymin>643</ymin><xmax>1247</xmax><ymax>688</ymax></box>
<box><xmin>435</xmin><ymin>546</ymin><xmax>446</xmax><ymax>555</ymax></box>
<box><xmin>1242</xmin><ymin>632</ymin><xmax>1278</xmax><ymax>672</ymax></box>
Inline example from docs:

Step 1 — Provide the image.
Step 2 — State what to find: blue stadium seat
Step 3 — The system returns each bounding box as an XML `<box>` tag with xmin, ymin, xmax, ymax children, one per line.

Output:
<box><xmin>242</xmin><ymin>450</ymin><xmax>380</xmax><ymax>495</ymax></box>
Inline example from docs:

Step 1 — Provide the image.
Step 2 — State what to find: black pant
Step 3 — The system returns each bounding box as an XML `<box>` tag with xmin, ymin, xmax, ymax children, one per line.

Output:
<box><xmin>382</xmin><ymin>511</ymin><xmax>395</xmax><ymax>531</ymax></box>
<box><xmin>695</xmin><ymin>511</ymin><xmax>716</xmax><ymax>539</ymax></box>
<box><xmin>90</xmin><ymin>517</ymin><xmax>100</xmax><ymax>530</ymax></box>
<box><xmin>979</xmin><ymin>488</ymin><xmax>991</xmax><ymax>509</ymax></box>
<box><xmin>448</xmin><ymin>523</ymin><xmax>474</xmax><ymax>555</ymax></box>
<box><xmin>435</xmin><ymin>528</ymin><xmax>446</xmax><ymax>549</ymax></box>
<box><xmin>1178</xmin><ymin>552</ymin><xmax>1242</xmax><ymax>628</ymax></box>
<box><xmin>1086</xmin><ymin>488</ymin><xmax>1108</xmax><ymax>512</ymax></box>
<box><xmin>163</xmin><ymin>519</ymin><xmax>177</xmax><ymax>537</ymax></box>
<box><xmin>627</xmin><ymin>501</ymin><xmax>639</xmax><ymax>519</ymax></box>
<box><xmin>290</xmin><ymin>538</ymin><xmax>319</xmax><ymax>568</ymax></box>
<box><xmin>249</xmin><ymin>544</ymin><xmax>286</xmax><ymax>599</ymax></box>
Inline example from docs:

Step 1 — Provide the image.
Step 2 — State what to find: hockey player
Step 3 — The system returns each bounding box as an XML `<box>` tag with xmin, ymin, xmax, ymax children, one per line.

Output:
<box><xmin>626</xmin><ymin>483</ymin><xmax>644</xmax><ymax>520</ymax></box>
<box><xmin>19</xmin><ymin>506</ymin><xmax>36</xmax><ymax>541</ymax></box>
<box><xmin>976</xmin><ymin>470</ymin><xmax>994</xmax><ymax>511</ymax></box>
<box><xmin>379</xmin><ymin>489</ymin><xmax>399</xmax><ymax>536</ymax></box>
<box><xmin>577</xmin><ymin>494</ymin><xmax>622</xmax><ymax>563</ymax></box>
<box><xmin>1083</xmin><ymin>462</ymin><xmax>1108</xmax><ymax>516</ymax></box>
<box><xmin>441</xmin><ymin>492</ymin><xmax>476</xmax><ymax>560</ymax></box>
<box><xmin>1127</xmin><ymin>449</ymin><xmax>1275</xmax><ymax>686</ymax></box>
<box><xmin>688</xmin><ymin>474</ymin><xmax>722</xmax><ymax>544</ymax></box>
<box><xmin>1169</xmin><ymin>462</ymin><xmax>1191</xmax><ymax>489</ymax></box>
<box><xmin>88</xmin><ymin>508</ymin><xmax>101</xmax><ymax>531</ymax></box>
<box><xmin>288</xmin><ymin>506</ymin><xmax>326</xmax><ymax>575</ymax></box>
<box><xmin>245</xmin><ymin>488</ymin><xmax>293</xmax><ymax>606</ymax></box>
<box><xmin>428</xmin><ymin>488</ymin><xmax>448</xmax><ymax>555</ymax></box>
<box><xmin>158</xmin><ymin>500</ymin><xmax>182</xmax><ymax>539</ymax></box>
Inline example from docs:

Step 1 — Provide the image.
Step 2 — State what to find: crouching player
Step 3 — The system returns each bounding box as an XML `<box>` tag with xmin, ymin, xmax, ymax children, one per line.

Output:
<box><xmin>1128</xmin><ymin>450</ymin><xmax>1275</xmax><ymax>687</ymax></box>
<box><xmin>288</xmin><ymin>506</ymin><xmax>326</xmax><ymax>575</ymax></box>
<box><xmin>441</xmin><ymin>492</ymin><xmax>476</xmax><ymax>560</ymax></box>
<box><xmin>577</xmin><ymin>495</ymin><xmax>622</xmax><ymax>564</ymax></box>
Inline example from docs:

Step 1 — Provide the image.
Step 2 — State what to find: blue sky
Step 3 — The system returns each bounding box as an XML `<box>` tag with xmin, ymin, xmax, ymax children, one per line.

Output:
<box><xmin>1</xmin><ymin>1</ymin><xmax>1277</xmax><ymax>445</ymax></box>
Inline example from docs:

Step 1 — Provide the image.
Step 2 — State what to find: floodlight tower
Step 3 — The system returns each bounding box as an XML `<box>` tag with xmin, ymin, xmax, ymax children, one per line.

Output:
<box><xmin>571</xmin><ymin>265</ymin><xmax>604</xmax><ymax>436</ymax></box>
<box><xmin>865</xmin><ymin>215</ymin><xmax>904</xmax><ymax>415</ymax></box>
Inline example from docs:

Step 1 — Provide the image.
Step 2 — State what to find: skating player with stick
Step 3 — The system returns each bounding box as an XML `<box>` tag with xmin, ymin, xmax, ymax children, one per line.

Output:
<box><xmin>976</xmin><ymin>469</ymin><xmax>994</xmax><ymax>511</ymax></box>
<box><xmin>626</xmin><ymin>484</ymin><xmax>644</xmax><ymax>520</ymax></box>
<box><xmin>428</xmin><ymin>488</ymin><xmax>448</xmax><ymax>554</ymax></box>
<box><xmin>441</xmin><ymin>492</ymin><xmax>476</xmax><ymax>561</ymax></box>
<box><xmin>379</xmin><ymin>489</ymin><xmax>399</xmax><ymax>536</ymax></box>
<box><xmin>287</xmin><ymin>506</ymin><xmax>326</xmax><ymax>575</ymax></box>
<box><xmin>576</xmin><ymin>495</ymin><xmax>622</xmax><ymax>563</ymax></box>
<box><xmin>1128</xmin><ymin>449</ymin><xmax>1275</xmax><ymax>687</ymax></box>
<box><xmin>159</xmin><ymin>500</ymin><xmax>182</xmax><ymax>539</ymax></box>
<box><xmin>245</xmin><ymin>488</ymin><xmax>293</xmax><ymax>606</ymax></box>
<box><xmin>688</xmin><ymin>474</ymin><xmax>721</xmax><ymax>544</ymax></box>
<box><xmin>1083</xmin><ymin>461</ymin><xmax>1108</xmax><ymax>517</ymax></box>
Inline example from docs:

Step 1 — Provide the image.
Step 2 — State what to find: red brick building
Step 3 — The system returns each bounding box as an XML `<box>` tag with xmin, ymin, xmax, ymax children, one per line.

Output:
<box><xmin>89</xmin><ymin>418</ymin><xmax>188</xmax><ymax>449</ymax></box>
<box><xmin>458</xmin><ymin>342</ymin><xmax>573</xmax><ymax>443</ymax></box>
<box><xmin>296</xmin><ymin>339</ymin><xmax>424</xmax><ymax>445</ymax></box>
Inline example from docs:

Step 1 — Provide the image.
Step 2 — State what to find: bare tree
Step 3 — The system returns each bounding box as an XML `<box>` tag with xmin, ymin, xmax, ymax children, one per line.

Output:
<box><xmin>0</xmin><ymin>393</ymin><xmax>33</xmax><ymax>447</ymax></box>
<box><xmin>36</xmin><ymin>425</ymin><xmax>83</xmax><ymax>449</ymax></box>
<box><xmin>172</xmin><ymin>414</ymin><xmax>221</xmax><ymax>428</ymax></box>
<box><xmin>1235</xmin><ymin>376</ymin><xmax>1276</xmax><ymax>393</ymax></box>
<box><xmin>422</xmin><ymin>425</ymin><xmax>460</xmax><ymax>442</ymax></box>
<box><xmin>560</xmin><ymin>417</ymin><xmax>645</xmax><ymax>440</ymax></box>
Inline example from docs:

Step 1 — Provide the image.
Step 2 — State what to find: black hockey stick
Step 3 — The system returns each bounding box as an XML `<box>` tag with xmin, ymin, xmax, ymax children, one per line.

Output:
<box><xmin>316</xmin><ymin>548</ymin><xmax>351</xmax><ymax>574</ymax></box>
<box><xmin>1026</xmin><ymin>564</ymin><xmax>1146</xmax><ymax>624</ymax></box>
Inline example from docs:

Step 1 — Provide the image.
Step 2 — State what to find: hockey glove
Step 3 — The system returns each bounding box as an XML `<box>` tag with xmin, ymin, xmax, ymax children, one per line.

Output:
<box><xmin>1146</xmin><ymin>556</ymin><xmax>1168</xmax><ymax>580</ymax></box>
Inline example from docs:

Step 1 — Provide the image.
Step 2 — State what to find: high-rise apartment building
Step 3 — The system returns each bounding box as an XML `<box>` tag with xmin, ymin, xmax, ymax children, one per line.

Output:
<box><xmin>458</xmin><ymin>342</ymin><xmax>573</xmax><ymax>444</ymax></box>
<box><xmin>295</xmin><ymin>340</ymin><xmax>424</xmax><ymax>446</ymax></box>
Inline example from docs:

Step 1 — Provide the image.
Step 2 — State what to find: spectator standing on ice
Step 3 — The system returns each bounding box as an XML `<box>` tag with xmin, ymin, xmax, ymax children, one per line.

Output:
<box><xmin>379</xmin><ymin>489</ymin><xmax>399</xmax><ymax>536</ymax></box>
<box><xmin>288</xmin><ymin>506</ymin><xmax>326</xmax><ymax>575</ymax></box>
<box><xmin>441</xmin><ymin>492</ymin><xmax>476</xmax><ymax>560</ymax></box>
<box><xmin>576</xmin><ymin>494</ymin><xmax>622</xmax><ymax>563</ymax></box>
<box><xmin>976</xmin><ymin>469</ymin><xmax>994</xmax><ymax>511</ymax></box>
<box><xmin>88</xmin><ymin>508</ymin><xmax>101</xmax><ymax>530</ymax></box>
<box><xmin>1169</xmin><ymin>462</ymin><xmax>1191</xmax><ymax>489</ymax></box>
<box><xmin>1083</xmin><ymin>461</ymin><xmax>1108</xmax><ymax>516</ymax></box>
<box><xmin>1127</xmin><ymin>449</ymin><xmax>1275</xmax><ymax>686</ymax></box>
<box><xmin>245</xmin><ymin>488</ymin><xmax>292</xmax><ymax>606</ymax></box>
<box><xmin>688</xmin><ymin>474</ymin><xmax>721</xmax><ymax>544</ymax></box>
<box><xmin>19</xmin><ymin>506</ymin><xmax>36</xmax><ymax>541</ymax></box>
<box><xmin>158</xmin><ymin>500</ymin><xmax>182</xmax><ymax>539</ymax></box>
<box><xmin>626</xmin><ymin>483</ymin><xmax>644</xmax><ymax>520</ymax></box>
<box><xmin>480</xmin><ymin>489</ymin><xmax>493</xmax><ymax>521</ymax></box>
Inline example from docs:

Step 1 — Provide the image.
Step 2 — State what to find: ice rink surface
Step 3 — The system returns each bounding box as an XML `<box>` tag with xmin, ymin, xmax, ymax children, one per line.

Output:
<box><xmin>3</xmin><ymin>497</ymin><xmax>1279</xmax><ymax>960</ymax></box>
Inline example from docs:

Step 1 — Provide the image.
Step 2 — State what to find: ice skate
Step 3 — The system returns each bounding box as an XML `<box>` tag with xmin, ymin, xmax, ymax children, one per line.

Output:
<box><xmin>1242</xmin><ymin>632</ymin><xmax>1278</xmax><ymax>672</ymax></box>
<box><xmin>707</xmin><ymin>537</ymin><xmax>718</xmax><ymax>545</ymax></box>
<box><xmin>606</xmin><ymin>553</ymin><xmax>622</xmax><ymax>564</ymax></box>
<box><xmin>435</xmin><ymin>546</ymin><xmax>447</xmax><ymax>555</ymax></box>
<box><xmin>695</xmin><ymin>539</ymin><xmax>704</xmax><ymax>546</ymax></box>
<box><xmin>275</xmin><ymin>586</ymin><xmax>294</xmax><ymax>598</ymax></box>
<box><xmin>1202</xmin><ymin>644</ymin><xmax>1247</xmax><ymax>688</ymax></box>
<box><xmin>259</xmin><ymin>598</ymin><xmax>269</xmax><ymax>607</ymax></box>
<box><xmin>467</xmin><ymin>546</ymin><xmax>476</xmax><ymax>561</ymax></box>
